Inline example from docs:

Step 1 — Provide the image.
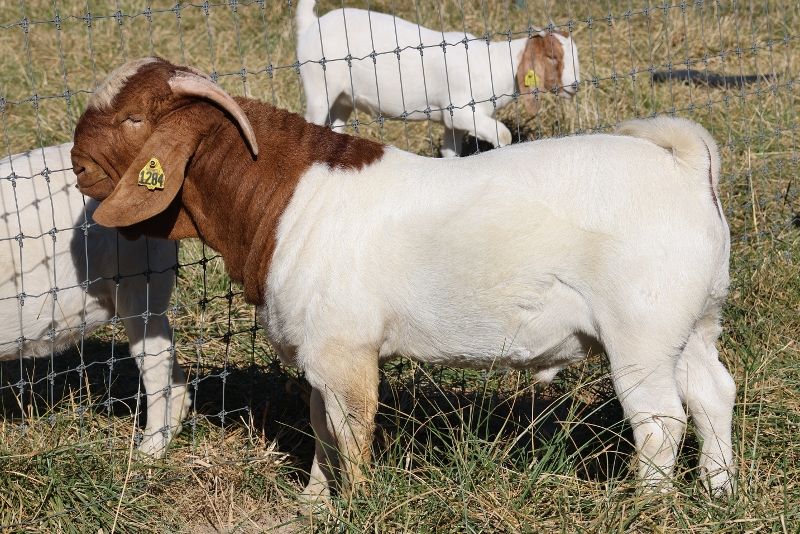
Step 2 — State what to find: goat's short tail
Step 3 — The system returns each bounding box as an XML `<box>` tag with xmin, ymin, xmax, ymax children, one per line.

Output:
<box><xmin>295</xmin><ymin>0</ymin><xmax>317</xmax><ymax>38</ymax></box>
<box><xmin>616</xmin><ymin>116</ymin><xmax>721</xmax><ymax>192</ymax></box>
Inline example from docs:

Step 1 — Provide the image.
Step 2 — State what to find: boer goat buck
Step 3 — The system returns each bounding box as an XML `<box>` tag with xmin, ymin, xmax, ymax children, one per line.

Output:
<box><xmin>295</xmin><ymin>0</ymin><xmax>580</xmax><ymax>157</ymax></box>
<box><xmin>0</xmin><ymin>142</ymin><xmax>190</xmax><ymax>457</ymax></box>
<box><xmin>72</xmin><ymin>57</ymin><xmax>735</xmax><ymax>501</ymax></box>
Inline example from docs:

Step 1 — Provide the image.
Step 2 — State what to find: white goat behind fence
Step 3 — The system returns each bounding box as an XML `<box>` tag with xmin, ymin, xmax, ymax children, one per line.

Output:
<box><xmin>0</xmin><ymin>143</ymin><xmax>190</xmax><ymax>456</ymax></box>
<box><xmin>296</xmin><ymin>0</ymin><xmax>579</xmax><ymax>156</ymax></box>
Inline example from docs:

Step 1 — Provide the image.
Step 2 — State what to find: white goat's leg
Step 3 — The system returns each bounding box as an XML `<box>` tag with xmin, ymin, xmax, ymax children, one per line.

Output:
<box><xmin>441</xmin><ymin>128</ymin><xmax>464</xmax><ymax>158</ymax></box>
<box><xmin>302</xmin><ymin>343</ymin><xmax>379</xmax><ymax>498</ymax></box>
<box><xmin>452</xmin><ymin>112</ymin><xmax>513</xmax><ymax>149</ymax></box>
<box><xmin>122</xmin><ymin>312</ymin><xmax>190</xmax><ymax>458</ymax></box>
<box><xmin>607</xmin><ymin>339</ymin><xmax>687</xmax><ymax>491</ymax></box>
<box><xmin>676</xmin><ymin>310</ymin><xmax>736</xmax><ymax>496</ymax></box>
<box><xmin>300</xmin><ymin>389</ymin><xmax>335</xmax><ymax>506</ymax></box>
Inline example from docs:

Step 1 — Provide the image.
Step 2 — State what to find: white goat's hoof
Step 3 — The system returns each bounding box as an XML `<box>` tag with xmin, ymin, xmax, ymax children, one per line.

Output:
<box><xmin>702</xmin><ymin>469</ymin><xmax>736</xmax><ymax>498</ymax></box>
<box><xmin>298</xmin><ymin>484</ymin><xmax>330</xmax><ymax>516</ymax></box>
<box><xmin>136</xmin><ymin>432</ymin><xmax>170</xmax><ymax>458</ymax></box>
<box><xmin>639</xmin><ymin>479</ymin><xmax>675</xmax><ymax>495</ymax></box>
<box><xmin>498</xmin><ymin>129</ymin><xmax>513</xmax><ymax>147</ymax></box>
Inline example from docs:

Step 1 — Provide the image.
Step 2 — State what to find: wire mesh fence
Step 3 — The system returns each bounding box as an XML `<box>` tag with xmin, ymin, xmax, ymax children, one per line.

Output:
<box><xmin>0</xmin><ymin>0</ymin><xmax>797</xmax><ymax>530</ymax></box>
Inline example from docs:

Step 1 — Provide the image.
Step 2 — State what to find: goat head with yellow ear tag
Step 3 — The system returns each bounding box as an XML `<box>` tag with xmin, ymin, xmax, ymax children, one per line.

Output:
<box><xmin>138</xmin><ymin>157</ymin><xmax>166</xmax><ymax>190</ymax></box>
<box><xmin>524</xmin><ymin>69</ymin><xmax>539</xmax><ymax>88</ymax></box>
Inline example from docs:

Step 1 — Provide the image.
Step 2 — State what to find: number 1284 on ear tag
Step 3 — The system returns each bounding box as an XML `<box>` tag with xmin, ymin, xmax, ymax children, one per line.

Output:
<box><xmin>138</xmin><ymin>158</ymin><xmax>165</xmax><ymax>190</ymax></box>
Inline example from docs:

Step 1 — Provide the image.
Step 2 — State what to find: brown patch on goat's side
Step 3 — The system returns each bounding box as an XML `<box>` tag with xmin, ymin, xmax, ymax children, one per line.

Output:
<box><xmin>515</xmin><ymin>34</ymin><xmax>565</xmax><ymax>116</ymax></box>
<box><xmin>180</xmin><ymin>100</ymin><xmax>384</xmax><ymax>304</ymax></box>
<box><xmin>73</xmin><ymin>58</ymin><xmax>385</xmax><ymax>305</ymax></box>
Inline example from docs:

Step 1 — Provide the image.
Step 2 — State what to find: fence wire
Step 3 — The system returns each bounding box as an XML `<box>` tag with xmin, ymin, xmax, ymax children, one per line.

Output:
<box><xmin>0</xmin><ymin>0</ymin><xmax>797</xmax><ymax>530</ymax></box>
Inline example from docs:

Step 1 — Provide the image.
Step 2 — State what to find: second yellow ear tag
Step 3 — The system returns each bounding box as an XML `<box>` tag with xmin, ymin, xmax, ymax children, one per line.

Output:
<box><xmin>137</xmin><ymin>157</ymin><xmax>165</xmax><ymax>191</ymax></box>
<box><xmin>524</xmin><ymin>69</ymin><xmax>539</xmax><ymax>88</ymax></box>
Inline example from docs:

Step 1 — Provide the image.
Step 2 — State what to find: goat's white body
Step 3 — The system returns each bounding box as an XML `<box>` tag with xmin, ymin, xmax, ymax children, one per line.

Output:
<box><xmin>0</xmin><ymin>143</ymin><xmax>190</xmax><ymax>456</ymax></box>
<box><xmin>263</xmin><ymin>117</ymin><xmax>735</xmax><ymax>496</ymax></box>
<box><xmin>267</xmin><ymin>129</ymin><xmax>726</xmax><ymax>370</ymax></box>
<box><xmin>296</xmin><ymin>1</ymin><xmax>578</xmax><ymax>156</ymax></box>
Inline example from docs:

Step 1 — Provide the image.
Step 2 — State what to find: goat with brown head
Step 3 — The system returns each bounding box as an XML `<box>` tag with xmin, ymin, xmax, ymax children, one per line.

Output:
<box><xmin>73</xmin><ymin>58</ymin><xmax>256</xmax><ymax>239</ymax></box>
<box><xmin>72</xmin><ymin>57</ymin><xmax>383</xmax><ymax>304</ymax></box>
<box><xmin>74</xmin><ymin>57</ymin><xmax>735</xmax><ymax>505</ymax></box>
<box><xmin>514</xmin><ymin>31</ymin><xmax>576</xmax><ymax>116</ymax></box>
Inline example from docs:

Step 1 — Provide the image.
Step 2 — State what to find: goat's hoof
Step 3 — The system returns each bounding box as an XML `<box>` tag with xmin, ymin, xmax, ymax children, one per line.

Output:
<box><xmin>702</xmin><ymin>469</ymin><xmax>736</xmax><ymax>498</ymax></box>
<box><xmin>298</xmin><ymin>484</ymin><xmax>330</xmax><ymax>516</ymax></box>
<box><xmin>639</xmin><ymin>479</ymin><xmax>676</xmax><ymax>496</ymax></box>
<box><xmin>136</xmin><ymin>432</ymin><xmax>170</xmax><ymax>459</ymax></box>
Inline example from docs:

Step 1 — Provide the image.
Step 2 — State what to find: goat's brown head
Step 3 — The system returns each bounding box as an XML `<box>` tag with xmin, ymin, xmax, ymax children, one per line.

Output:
<box><xmin>515</xmin><ymin>31</ymin><xmax>581</xmax><ymax>116</ymax></box>
<box><xmin>72</xmin><ymin>57</ymin><xmax>258</xmax><ymax>239</ymax></box>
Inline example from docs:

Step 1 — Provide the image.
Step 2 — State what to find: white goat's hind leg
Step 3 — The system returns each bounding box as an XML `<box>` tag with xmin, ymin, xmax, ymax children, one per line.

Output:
<box><xmin>607</xmin><ymin>338</ymin><xmax>687</xmax><ymax>491</ymax></box>
<box><xmin>440</xmin><ymin>128</ymin><xmax>464</xmax><ymax>158</ymax></box>
<box><xmin>302</xmin><ymin>343</ymin><xmax>379</xmax><ymax>497</ymax></box>
<box><xmin>676</xmin><ymin>310</ymin><xmax>736</xmax><ymax>496</ymax></box>
<box><xmin>122</xmin><ymin>313</ymin><xmax>189</xmax><ymax>458</ymax></box>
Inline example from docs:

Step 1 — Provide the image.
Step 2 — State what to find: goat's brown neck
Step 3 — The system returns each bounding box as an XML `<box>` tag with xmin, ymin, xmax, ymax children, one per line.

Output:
<box><xmin>181</xmin><ymin>98</ymin><xmax>385</xmax><ymax>305</ymax></box>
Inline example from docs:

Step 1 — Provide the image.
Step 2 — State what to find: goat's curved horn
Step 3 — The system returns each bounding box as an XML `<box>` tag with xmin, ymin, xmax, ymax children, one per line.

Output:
<box><xmin>169</xmin><ymin>72</ymin><xmax>259</xmax><ymax>157</ymax></box>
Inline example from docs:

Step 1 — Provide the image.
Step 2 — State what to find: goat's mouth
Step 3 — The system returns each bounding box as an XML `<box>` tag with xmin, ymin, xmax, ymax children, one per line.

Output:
<box><xmin>71</xmin><ymin>153</ymin><xmax>115</xmax><ymax>199</ymax></box>
<box><xmin>75</xmin><ymin>168</ymin><xmax>115</xmax><ymax>200</ymax></box>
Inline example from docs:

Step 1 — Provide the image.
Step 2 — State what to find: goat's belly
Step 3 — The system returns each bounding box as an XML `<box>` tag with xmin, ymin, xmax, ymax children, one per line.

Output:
<box><xmin>350</xmin><ymin>90</ymin><xmax>444</xmax><ymax>122</ymax></box>
<box><xmin>380</xmin><ymin>277</ymin><xmax>596</xmax><ymax>373</ymax></box>
<box><xmin>396</xmin><ymin>333</ymin><xmax>590</xmax><ymax>373</ymax></box>
<box><xmin>0</xmin><ymin>293</ymin><xmax>110</xmax><ymax>359</ymax></box>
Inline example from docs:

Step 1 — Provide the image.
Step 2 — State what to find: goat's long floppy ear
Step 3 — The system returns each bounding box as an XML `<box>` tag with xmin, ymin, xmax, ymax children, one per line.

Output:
<box><xmin>93</xmin><ymin>69</ymin><xmax>258</xmax><ymax>229</ymax></box>
<box><xmin>92</xmin><ymin>114</ymin><xmax>200</xmax><ymax>228</ymax></box>
<box><xmin>516</xmin><ymin>36</ymin><xmax>543</xmax><ymax>116</ymax></box>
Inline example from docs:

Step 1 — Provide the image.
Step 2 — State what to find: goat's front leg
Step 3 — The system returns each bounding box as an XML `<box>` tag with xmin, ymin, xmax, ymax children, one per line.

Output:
<box><xmin>300</xmin><ymin>342</ymin><xmax>379</xmax><ymax>502</ymax></box>
<box><xmin>121</xmin><ymin>311</ymin><xmax>190</xmax><ymax>458</ymax></box>
<box><xmin>450</xmin><ymin>110</ymin><xmax>513</xmax><ymax>150</ymax></box>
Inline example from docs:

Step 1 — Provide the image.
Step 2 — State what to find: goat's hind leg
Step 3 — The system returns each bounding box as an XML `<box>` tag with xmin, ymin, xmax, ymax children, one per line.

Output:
<box><xmin>676</xmin><ymin>305</ymin><xmax>736</xmax><ymax>496</ymax></box>
<box><xmin>605</xmin><ymin>333</ymin><xmax>688</xmax><ymax>492</ymax></box>
<box><xmin>301</xmin><ymin>342</ymin><xmax>379</xmax><ymax>500</ymax></box>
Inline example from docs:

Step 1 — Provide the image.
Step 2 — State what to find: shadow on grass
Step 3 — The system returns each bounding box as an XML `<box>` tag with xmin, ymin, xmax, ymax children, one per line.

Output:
<box><xmin>0</xmin><ymin>340</ymin><xmax>648</xmax><ymax>485</ymax></box>
<box><xmin>373</xmin><ymin>368</ymin><xmax>635</xmax><ymax>483</ymax></box>
<box><xmin>0</xmin><ymin>339</ymin><xmax>311</xmax><ymax>459</ymax></box>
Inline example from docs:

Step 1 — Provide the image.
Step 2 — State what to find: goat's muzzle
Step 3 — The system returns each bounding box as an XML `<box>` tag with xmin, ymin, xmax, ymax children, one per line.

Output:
<box><xmin>72</xmin><ymin>156</ymin><xmax>116</xmax><ymax>200</ymax></box>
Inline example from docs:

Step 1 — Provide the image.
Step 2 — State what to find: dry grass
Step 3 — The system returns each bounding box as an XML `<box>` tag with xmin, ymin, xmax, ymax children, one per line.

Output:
<box><xmin>0</xmin><ymin>0</ymin><xmax>799</xmax><ymax>531</ymax></box>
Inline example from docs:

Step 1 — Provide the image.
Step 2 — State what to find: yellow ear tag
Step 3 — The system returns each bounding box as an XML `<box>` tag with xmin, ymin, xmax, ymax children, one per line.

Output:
<box><xmin>137</xmin><ymin>157</ymin><xmax>165</xmax><ymax>191</ymax></box>
<box><xmin>524</xmin><ymin>69</ymin><xmax>539</xmax><ymax>88</ymax></box>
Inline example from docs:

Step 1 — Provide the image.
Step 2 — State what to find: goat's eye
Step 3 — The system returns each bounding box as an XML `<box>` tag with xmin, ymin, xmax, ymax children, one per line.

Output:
<box><xmin>123</xmin><ymin>115</ymin><xmax>144</xmax><ymax>125</ymax></box>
